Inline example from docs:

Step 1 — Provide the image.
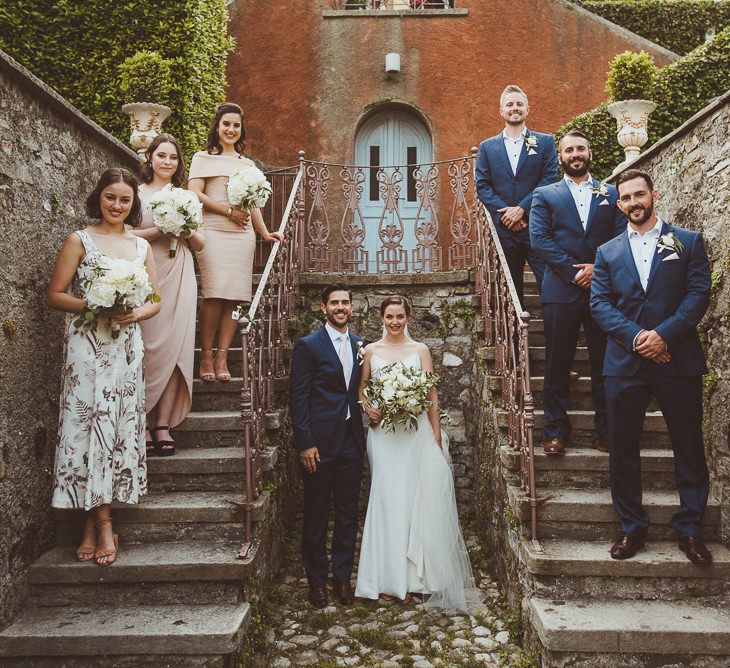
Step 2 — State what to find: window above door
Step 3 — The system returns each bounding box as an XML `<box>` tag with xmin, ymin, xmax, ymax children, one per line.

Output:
<box><xmin>323</xmin><ymin>0</ymin><xmax>468</xmax><ymax>17</ymax></box>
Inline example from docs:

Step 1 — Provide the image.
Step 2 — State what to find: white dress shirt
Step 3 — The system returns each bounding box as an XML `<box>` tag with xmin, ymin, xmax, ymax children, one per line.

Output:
<box><xmin>564</xmin><ymin>174</ymin><xmax>594</xmax><ymax>229</ymax></box>
<box><xmin>325</xmin><ymin>322</ymin><xmax>353</xmax><ymax>417</ymax></box>
<box><xmin>502</xmin><ymin>128</ymin><xmax>526</xmax><ymax>175</ymax></box>
<box><xmin>628</xmin><ymin>217</ymin><xmax>664</xmax><ymax>350</ymax></box>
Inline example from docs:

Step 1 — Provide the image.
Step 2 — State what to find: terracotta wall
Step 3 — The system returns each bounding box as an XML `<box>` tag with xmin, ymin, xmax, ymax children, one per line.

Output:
<box><xmin>226</xmin><ymin>0</ymin><xmax>674</xmax><ymax>167</ymax></box>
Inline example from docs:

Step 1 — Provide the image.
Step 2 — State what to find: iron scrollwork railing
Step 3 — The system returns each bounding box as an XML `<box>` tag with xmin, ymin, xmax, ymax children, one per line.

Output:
<box><xmin>231</xmin><ymin>166</ymin><xmax>304</xmax><ymax>560</ymax></box>
<box><xmin>471</xmin><ymin>147</ymin><xmax>542</xmax><ymax>553</ymax></box>
<box><xmin>330</xmin><ymin>1</ymin><xmax>455</xmax><ymax>9</ymax></box>
<box><xmin>300</xmin><ymin>154</ymin><xmax>476</xmax><ymax>274</ymax></box>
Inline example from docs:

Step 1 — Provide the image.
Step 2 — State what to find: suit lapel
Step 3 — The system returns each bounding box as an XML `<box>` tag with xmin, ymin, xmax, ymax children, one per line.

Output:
<box><xmin>514</xmin><ymin>130</ymin><xmax>530</xmax><ymax>176</ymax></box>
<box><xmin>348</xmin><ymin>332</ymin><xmax>360</xmax><ymax>388</ymax></box>
<box><xmin>556</xmin><ymin>180</ymin><xmax>584</xmax><ymax>231</ymax></box>
<box><xmin>492</xmin><ymin>135</ymin><xmax>513</xmax><ymax>174</ymax></box>
<box><xmin>645</xmin><ymin>221</ymin><xmax>669</xmax><ymax>294</ymax></box>
<box><xmin>319</xmin><ymin>327</ymin><xmax>346</xmax><ymax>388</ymax></box>
<box><xmin>620</xmin><ymin>231</ymin><xmax>644</xmax><ymax>294</ymax></box>
<box><xmin>584</xmin><ymin>178</ymin><xmax>600</xmax><ymax>233</ymax></box>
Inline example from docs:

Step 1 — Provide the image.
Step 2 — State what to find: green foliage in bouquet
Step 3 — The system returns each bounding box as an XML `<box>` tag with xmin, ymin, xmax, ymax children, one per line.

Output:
<box><xmin>0</xmin><ymin>0</ymin><xmax>234</xmax><ymax>162</ymax></box>
<box><xmin>579</xmin><ymin>0</ymin><xmax>730</xmax><ymax>55</ymax></box>
<box><xmin>119</xmin><ymin>50</ymin><xmax>173</xmax><ymax>105</ymax></box>
<box><xmin>556</xmin><ymin>27</ymin><xmax>730</xmax><ymax>178</ymax></box>
<box><xmin>605</xmin><ymin>50</ymin><xmax>657</xmax><ymax>101</ymax></box>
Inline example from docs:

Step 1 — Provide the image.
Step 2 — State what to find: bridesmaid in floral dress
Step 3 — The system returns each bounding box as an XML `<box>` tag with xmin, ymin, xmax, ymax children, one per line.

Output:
<box><xmin>47</xmin><ymin>168</ymin><xmax>161</xmax><ymax>566</ymax></box>
<box><xmin>188</xmin><ymin>102</ymin><xmax>283</xmax><ymax>382</ymax></box>
<box><xmin>132</xmin><ymin>133</ymin><xmax>204</xmax><ymax>456</ymax></box>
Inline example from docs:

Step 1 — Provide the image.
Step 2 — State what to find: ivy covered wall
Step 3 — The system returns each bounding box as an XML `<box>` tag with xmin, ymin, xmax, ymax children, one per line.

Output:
<box><xmin>0</xmin><ymin>1</ymin><xmax>234</xmax><ymax>159</ymax></box>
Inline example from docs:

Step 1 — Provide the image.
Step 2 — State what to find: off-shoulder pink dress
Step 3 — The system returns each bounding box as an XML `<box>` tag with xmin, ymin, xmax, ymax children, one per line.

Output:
<box><xmin>138</xmin><ymin>184</ymin><xmax>198</xmax><ymax>428</ymax></box>
<box><xmin>188</xmin><ymin>151</ymin><xmax>257</xmax><ymax>302</ymax></box>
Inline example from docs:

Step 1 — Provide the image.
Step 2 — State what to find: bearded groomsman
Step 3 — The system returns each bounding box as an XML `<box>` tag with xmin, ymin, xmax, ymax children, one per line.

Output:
<box><xmin>530</xmin><ymin>131</ymin><xmax>626</xmax><ymax>457</ymax></box>
<box><xmin>475</xmin><ymin>84</ymin><xmax>558</xmax><ymax>305</ymax></box>
<box><xmin>591</xmin><ymin>169</ymin><xmax>712</xmax><ymax>563</ymax></box>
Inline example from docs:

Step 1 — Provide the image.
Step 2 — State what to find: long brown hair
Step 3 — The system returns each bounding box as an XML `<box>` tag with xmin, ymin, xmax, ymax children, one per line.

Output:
<box><xmin>205</xmin><ymin>102</ymin><xmax>246</xmax><ymax>156</ymax></box>
<box><xmin>85</xmin><ymin>168</ymin><xmax>142</xmax><ymax>228</ymax></box>
<box><xmin>139</xmin><ymin>133</ymin><xmax>186</xmax><ymax>187</ymax></box>
<box><xmin>380</xmin><ymin>295</ymin><xmax>411</xmax><ymax>316</ymax></box>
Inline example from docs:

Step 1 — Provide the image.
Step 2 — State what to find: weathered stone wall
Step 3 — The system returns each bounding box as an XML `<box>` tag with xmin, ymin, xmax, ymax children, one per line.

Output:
<box><xmin>611</xmin><ymin>91</ymin><xmax>730</xmax><ymax>542</ymax></box>
<box><xmin>297</xmin><ymin>271</ymin><xmax>478</xmax><ymax>510</ymax></box>
<box><xmin>226</xmin><ymin>0</ymin><xmax>676</xmax><ymax>167</ymax></box>
<box><xmin>0</xmin><ymin>51</ymin><xmax>138</xmax><ymax>628</ymax></box>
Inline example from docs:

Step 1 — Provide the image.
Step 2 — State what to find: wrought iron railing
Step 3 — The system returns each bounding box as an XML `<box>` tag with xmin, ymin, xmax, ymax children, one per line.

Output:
<box><xmin>300</xmin><ymin>154</ymin><xmax>476</xmax><ymax>274</ymax></box>
<box><xmin>471</xmin><ymin>147</ymin><xmax>542</xmax><ymax>553</ymax></box>
<box><xmin>330</xmin><ymin>0</ymin><xmax>455</xmax><ymax>9</ymax></box>
<box><xmin>232</xmin><ymin>165</ymin><xmax>304</xmax><ymax>559</ymax></box>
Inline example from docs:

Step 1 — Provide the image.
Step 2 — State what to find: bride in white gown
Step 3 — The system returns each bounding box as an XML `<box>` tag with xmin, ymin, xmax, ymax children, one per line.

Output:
<box><xmin>354</xmin><ymin>295</ymin><xmax>483</xmax><ymax>612</ymax></box>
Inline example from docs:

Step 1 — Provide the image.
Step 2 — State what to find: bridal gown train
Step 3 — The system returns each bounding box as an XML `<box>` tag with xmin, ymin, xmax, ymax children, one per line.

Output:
<box><xmin>355</xmin><ymin>352</ymin><xmax>483</xmax><ymax>612</ymax></box>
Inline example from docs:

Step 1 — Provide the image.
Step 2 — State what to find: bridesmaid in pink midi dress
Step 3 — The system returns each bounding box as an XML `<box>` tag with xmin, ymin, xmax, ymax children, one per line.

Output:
<box><xmin>132</xmin><ymin>133</ymin><xmax>205</xmax><ymax>456</ymax></box>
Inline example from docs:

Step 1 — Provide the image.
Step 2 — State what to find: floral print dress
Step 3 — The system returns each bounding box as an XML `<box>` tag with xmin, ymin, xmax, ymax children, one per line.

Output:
<box><xmin>51</xmin><ymin>230</ymin><xmax>148</xmax><ymax>510</ymax></box>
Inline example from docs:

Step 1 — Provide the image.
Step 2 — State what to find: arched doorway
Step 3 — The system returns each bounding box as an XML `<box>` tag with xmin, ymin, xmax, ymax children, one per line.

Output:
<box><xmin>354</xmin><ymin>108</ymin><xmax>433</xmax><ymax>272</ymax></box>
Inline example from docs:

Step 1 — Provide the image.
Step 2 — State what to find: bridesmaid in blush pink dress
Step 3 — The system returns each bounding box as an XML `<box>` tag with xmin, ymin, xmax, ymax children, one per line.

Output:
<box><xmin>132</xmin><ymin>133</ymin><xmax>205</xmax><ymax>456</ymax></box>
<box><xmin>188</xmin><ymin>102</ymin><xmax>283</xmax><ymax>383</ymax></box>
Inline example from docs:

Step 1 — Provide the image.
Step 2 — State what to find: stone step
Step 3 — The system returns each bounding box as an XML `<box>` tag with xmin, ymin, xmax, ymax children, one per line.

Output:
<box><xmin>194</xmin><ymin>346</ymin><xmax>292</xmax><ymax>378</ymax></box>
<box><xmin>521</xmin><ymin>539</ymin><xmax>730</xmax><ymax>601</ymax></box>
<box><xmin>500</xmin><ymin>446</ymin><xmax>677</xmax><ymax>490</ymax></box>
<box><xmin>55</xmin><ymin>491</ymin><xmax>270</xmax><ymax>545</ymax></box>
<box><xmin>0</xmin><ymin>603</ymin><xmax>250</xmax><ymax>659</ymax></box>
<box><xmin>191</xmin><ymin>377</ymin><xmax>289</xmax><ymax>412</ymax></box>
<box><xmin>173</xmin><ymin>410</ymin><xmax>282</xmax><ymax>449</ymax></box>
<box><xmin>484</xmin><ymin>345</ymin><xmax>591</xmax><ymax>375</ymax></box>
<box><xmin>508</xmin><ymin>486</ymin><xmax>721</xmax><ymax>541</ymax></box>
<box><xmin>148</xmin><ymin>446</ymin><xmax>277</xmax><ymax>492</ymax></box>
<box><xmin>528</xmin><ymin>597</ymin><xmax>730</xmax><ymax>664</ymax></box>
<box><xmin>497</xmin><ymin>409</ymin><xmax>670</xmax><ymax>448</ymax></box>
<box><xmin>27</xmin><ymin>541</ymin><xmax>258</xmax><ymax>607</ymax></box>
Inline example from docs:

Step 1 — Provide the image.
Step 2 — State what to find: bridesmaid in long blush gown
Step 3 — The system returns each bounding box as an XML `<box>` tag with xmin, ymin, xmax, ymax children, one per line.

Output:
<box><xmin>355</xmin><ymin>296</ymin><xmax>483</xmax><ymax>612</ymax></box>
<box><xmin>132</xmin><ymin>133</ymin><xmax>204</xmax><ymax>456</ymax></box>
<box><xmin>188</xmin><ymin>102</ymin><xmax>283</xmax><ymax>383</ymax></box>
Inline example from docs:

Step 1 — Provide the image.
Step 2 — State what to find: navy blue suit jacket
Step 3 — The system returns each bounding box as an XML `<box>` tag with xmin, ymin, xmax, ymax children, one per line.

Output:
<box><xmin>289</xmin><ymin>327</ymin><xmax>366</xmax><ymax>456</ymax></box>
<box><xmin>530</xmin><ymin>178</ymin><xmax>626</xmax><ymax>304</ymax></box>
<box><xmin>475</xmin><ymin>128</ymin><xmax>558</xmax><ymax>238</ymax></box>
<box><xmin>590</xmin><ymin>222</ymin><xmax>710</xmax><ymax>377</ymax></box>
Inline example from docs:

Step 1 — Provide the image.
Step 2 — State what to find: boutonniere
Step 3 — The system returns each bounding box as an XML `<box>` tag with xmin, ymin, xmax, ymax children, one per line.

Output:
<box><xmin>524</xmin><ymin>133</ymin><xmax>538</xmax><ymax>150</ymax></box>
<box><xmin>657</xmin><ymin>232</ymin><xmax>684</xmax><ymax>255</ymax></box>
<box><xmin>355</xmin><ymin>340</ymin><xmax>365</xmax><ymax>366</ymax></box>
<box><xmin>592</xmin><ymin>181</ymin><xmax>609</xmax><ymax>198</ymax></box>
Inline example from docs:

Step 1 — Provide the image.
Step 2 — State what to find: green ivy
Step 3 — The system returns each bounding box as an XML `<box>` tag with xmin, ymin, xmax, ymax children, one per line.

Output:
<box><xmin>579</xmin><ymin>0</ymin><xmax>730</xmax><ymax>55</ymax></box>
<box><xmin>0</xmin><ymin>1</ymin><xmax>234</xmax><ymax>162</ymax></box>
<box><xmin>557</xmin><ymin>27</ymin><xmax>730</xmax><ymax>178</ymax></box>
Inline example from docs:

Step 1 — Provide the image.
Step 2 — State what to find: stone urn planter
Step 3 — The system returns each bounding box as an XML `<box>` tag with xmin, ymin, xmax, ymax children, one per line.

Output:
<box><xmin>121</xmin><ymin>102</ymin><xmax>172</xmax><ymax>157</ymax></box>
<box><xmin>607</xmin><ymin>99</ymin><xmax>657</xmax><ymax>168</ymax></box>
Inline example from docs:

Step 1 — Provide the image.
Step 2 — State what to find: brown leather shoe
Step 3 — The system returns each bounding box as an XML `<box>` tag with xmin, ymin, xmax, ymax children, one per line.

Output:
<box><xmin>569</xmin><ymin>370</ymin><xmax>580</xmax><ymax>380</ymax></box>
<box><xmin>308</xmin><ymin>585</ymin><xmax>328</xmax><ymax>608</ymax></box>
<box><xmin>332</xmin><ymin>579</ymin><xmax>355</xmax><ymax>605</ymax></box>
<box><xmin>543</xmin><ymin>437</ymin><xmax>566</xmax><ymax>457</ymax></box>
<box><xmin>610</xmin><ymin>533</ymin><xmax>645</xmax><ymax>560</ymax></box>
<box><xmin>678</xmin><ymin>536</ymin><xmax>713</xmax><ymax>564</ymax></box>
<box><xmin>594</xmin><ymin>439</ymin><xmax>609</xmax><ymax>453</ymax></box>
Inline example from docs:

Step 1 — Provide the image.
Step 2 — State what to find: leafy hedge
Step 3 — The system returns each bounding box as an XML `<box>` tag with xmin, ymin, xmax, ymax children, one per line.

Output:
<box><xmin>557</xmin><ymin>26</ymin><xmax>730</xmax><ymax>178</ymax></box>
<box><xmin>580</xmin><ymin>0</ymin><xmax>730</xmax><ymax>55</ymax></box>
<box><xmin>0</xmin><ymin>1</ymin><xmax>234</xmax><ymax>161</ymax></box>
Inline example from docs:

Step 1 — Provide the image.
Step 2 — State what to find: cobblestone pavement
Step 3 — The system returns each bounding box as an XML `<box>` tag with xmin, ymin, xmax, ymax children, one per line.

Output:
<box><xmin>250</xmin><ymin>536</ymin><xmax>536</xmax><ymax>667</ymax></box>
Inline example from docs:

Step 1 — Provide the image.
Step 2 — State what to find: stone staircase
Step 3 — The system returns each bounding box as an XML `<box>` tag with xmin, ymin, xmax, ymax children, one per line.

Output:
<box><xmin>490</xmin><ymin>272</ymin><xmax>730</xmax><ymax>667</ymax></box>
<box><xmin>0</xmin><ymin>347</ymin><xmax>285</xmax><ymax>666</ymax></box>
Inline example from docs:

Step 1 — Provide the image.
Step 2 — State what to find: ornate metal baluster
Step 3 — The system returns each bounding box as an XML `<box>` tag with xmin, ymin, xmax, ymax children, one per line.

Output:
<box><xmin>305</xmin><ymin>163</ymin><xmax>332</xmax><ymax>271</ymax></box>
<box><xmin>338</xmin><ymin>167</ymin><xmax>369</xmax><ymax>273</ymax></box>
<box><xmin>411</xmin><ymin>164</ymin><xmax>442</xmax><ymax>272</ymax></box>
<box><xmin>376</xmin><ymin>167</ymin><xmax>408</xmax><ymax>273</ymax></box>
<box><xmin>448</xmin><ymin>158</ymin><xmax>476</xmax><ymax>270</ymax></box>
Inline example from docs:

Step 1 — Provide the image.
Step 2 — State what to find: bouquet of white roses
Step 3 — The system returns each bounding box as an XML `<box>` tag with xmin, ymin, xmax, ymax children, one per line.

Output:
<box><xmin>363</xmin><ymin>362</ymin><xmax>439</xmax><ymax>433</ymax></box>
<box><xmin>75</xmin><ymin>256</ymin><xmax>160</xmax><ymax>339</ymax></box>
<box><xmin>147</xmin><ymin>184</ymin><xmax>202</xmax><ymax>257</ymax></box>
<box><xmin>227</xmin><ymin>166</ymin><xmax>272</xmax><ymax>210</ymax></box>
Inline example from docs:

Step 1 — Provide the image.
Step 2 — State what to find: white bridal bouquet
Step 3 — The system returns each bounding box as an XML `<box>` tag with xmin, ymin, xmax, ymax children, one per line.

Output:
<box><xmin>147</xmin><ymin>184</ymin><xmax>202</xmax><ymax>257</ymax></box>
<box><xmin>363</xmin><ymin>363</ymin><xmax>439</xmax><ymax>433</ymax></box>
<box><xmin>75</xmin><ymin>256</ymin><xmax>160</xmax><ymax>339</ymax></box>
<box><xmin>227</xmin><ymin>166</ymin><xmax>272</xmax><ymax>210</ymax></box>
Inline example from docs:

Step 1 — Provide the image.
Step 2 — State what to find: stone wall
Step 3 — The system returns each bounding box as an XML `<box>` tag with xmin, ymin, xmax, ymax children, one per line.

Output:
<box><xmin>610</xmin><ymin>90</ymin><xmax>730</xmax><ymax>542</ymax></box>
<box><xmin>297</xmin><ymin>271</ymin><xmax>478</xmax><ymax>510</ymax></box>
<box><xmin>0</xmin><ymin>50</ymin><xmax>138</xmax><ymax>628</ymax></box>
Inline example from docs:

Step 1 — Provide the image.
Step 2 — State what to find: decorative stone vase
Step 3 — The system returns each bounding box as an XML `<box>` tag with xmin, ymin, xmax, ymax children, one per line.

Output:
<box><xmin>607</xmin><ymin>99</ymin><xmax>657</xmax><ymax>168</ymax></box>
<box><xmin>121</xmin><ymin>102</ymin><xmax>172</xmax><ymax>157</ymax></box>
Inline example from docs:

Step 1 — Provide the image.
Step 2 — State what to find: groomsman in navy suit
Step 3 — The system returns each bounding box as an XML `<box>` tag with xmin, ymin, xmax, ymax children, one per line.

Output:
<box><xmin>530</xmin><ymin>131</ymin><xmax>626</xmax><ymax>457</ymax></box>
<box><xmin>290</xmin><ymin>284</ymin><xmax>366</xmax><ymax>607</ymax></box>
<box><xmin>591</xmin><ymin>169</ymin><xmax>712</xmax><ymax>563</ymax></box>
<box><xmin>475</xmin><ymin>84</ymin><xmax>558</xmax><ymax>305</ymax></box>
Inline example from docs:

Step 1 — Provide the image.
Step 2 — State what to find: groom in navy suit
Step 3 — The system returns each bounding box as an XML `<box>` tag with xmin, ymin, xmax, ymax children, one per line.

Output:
<box><xmin>290</xmin><ymin>284</ymin><xmax>366</xmax><ymax>607</ymax></box>
<box><xmin>530</xmin><ymin>131</ymin><xmax>626</xmax><ymax>457</ymax></box>
<box><xmin>475</xmin><ymin>84</ymin><xmax>558</xmax><ymax>305</ymax></box>
<box><xmin>591</xmin><ymin>169</ymin><xmax>712</xmax><ymax>563</ymax></box>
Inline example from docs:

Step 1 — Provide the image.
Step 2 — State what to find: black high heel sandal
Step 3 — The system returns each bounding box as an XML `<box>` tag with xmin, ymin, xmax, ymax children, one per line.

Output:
<box><xmin>153</xmin><ymin>426</ymin><xmax>175</xmax><ymax>457</ymax></box>
<box><xmin>146</xmin><ymin>429</ymin><xmax>156</xmax><ymax>458</ymax></box>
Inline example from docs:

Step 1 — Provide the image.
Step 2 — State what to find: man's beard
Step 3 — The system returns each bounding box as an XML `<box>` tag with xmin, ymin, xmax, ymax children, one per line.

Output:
<box><xmin>505</xmin><ymin>115</ymin><xmax>524</xmax><ymax>126</ymax></box>
<box><xmin>628</xmin><ymin>201</ymin><xmax>654</xmax><ymax>226</ymax></box>
<box><xmin>562</xmin><ymin>156</ymin><xmax>591</xmax><ymax>177</ymax></box>
<box><xmin>326</xmin><ymin>311</ymin><xmax>350</xmax><ymax>327</ymax></box>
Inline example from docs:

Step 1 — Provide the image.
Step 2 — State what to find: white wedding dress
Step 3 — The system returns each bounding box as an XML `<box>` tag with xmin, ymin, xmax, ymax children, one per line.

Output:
<box><xmin>355</xmin><ymin>351</ymin><xmax>483</xmax><ymax>612</ymax></box>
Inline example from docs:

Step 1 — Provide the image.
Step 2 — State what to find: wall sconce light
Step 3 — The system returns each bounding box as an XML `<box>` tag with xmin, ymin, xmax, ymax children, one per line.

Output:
<box><xmin>385</xmin><ymin>52</ymin><xmax>401</xmax><ymax>75</ymax></box>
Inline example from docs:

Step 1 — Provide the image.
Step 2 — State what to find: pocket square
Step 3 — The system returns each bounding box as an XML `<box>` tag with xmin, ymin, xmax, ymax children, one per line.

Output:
<box><xmin>598</xmin><ymin>199</ymin><xmax>610</xmax><ymax>206</ymax></box>
<box><xmin>528</xmin><ymin>148</ymin><xmax>537</xmax><ymax>155</ymax></box>
<box><xmin>662</xmin><ymin>252</ymin><xmax>679</xmax><ymax>262</ymax></box>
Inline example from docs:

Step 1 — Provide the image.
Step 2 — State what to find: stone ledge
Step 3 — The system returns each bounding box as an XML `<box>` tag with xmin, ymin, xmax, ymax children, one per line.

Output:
<box><xmin>300</xmin><ymin>270</ymin><xmax>472</xmax><ymax>286</ymax></box>
<box><xmin>322</xmin><ymin>9</ymin><xmax>468</xmax><ymax>18</ymax></box>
